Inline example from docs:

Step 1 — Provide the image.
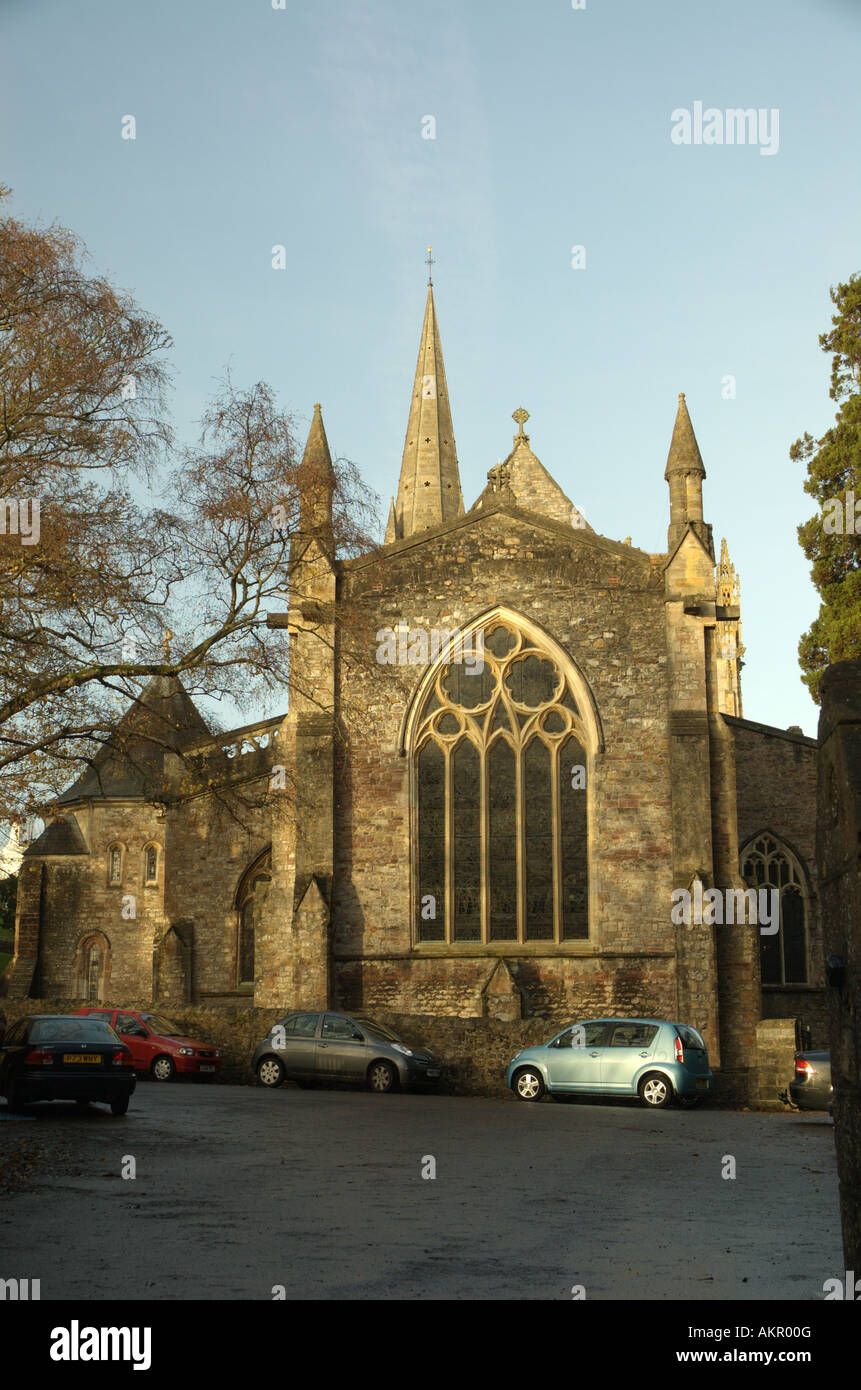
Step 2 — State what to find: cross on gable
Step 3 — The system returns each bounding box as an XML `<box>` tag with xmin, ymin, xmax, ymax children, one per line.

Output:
<box><xmin>512</xmin><ymin>407</ymin><xmax>530</xmax><ymax>435</ymax></box>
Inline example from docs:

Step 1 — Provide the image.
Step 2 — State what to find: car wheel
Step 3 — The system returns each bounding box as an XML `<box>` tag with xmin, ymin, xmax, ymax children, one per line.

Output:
<box><xmin>6</xmin><ymin>1083</ymin><xmax>26</xmax><ymax>1113</ymax></box>
<box><xmin>110</xmin><ymin>1095</ymin><xmax>129</xmax><ymax>1116</ymax></box>
<box><xmin>513</xmin><ymin>1067</ymin><xmax>545</xmax><ymax>1102</ymax></box>
<box><xmin>367</xmin><ymin>1060</ymin><xmax>398</xmax><ymax>1093</ymax></box>
<box><xmin>151</xmin><ymin>1055</ymin><xmax>175</xmax><ymax>1082</ymax></box>
<box><xmin>676</xmin><ymin>1094</ymin><xmax>704</xmax><ymax>1109</ymax></box>
<box><xmin>257</xmin><ymin>1056</ymin><xmax>286</xmax><ymax>1088</ymax></box>
<box><xmin>639</xmin><ymin>1073</ymin><xmax>673</xmax><ymax>1108</ymax></box>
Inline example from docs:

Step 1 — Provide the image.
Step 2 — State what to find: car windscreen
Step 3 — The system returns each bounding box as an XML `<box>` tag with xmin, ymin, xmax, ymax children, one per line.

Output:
<box><xmin>29</xmin><ymin>1019</ymin><xmax>119</xmax><ymax>1044</ymax></box>
<box><xmin>676</xmin><ymin>1024</ymin><xmax>706</xmax><ymax>1052</ymax></box>
<box><xmin>353</xmin><ymin>1019</ymin><xmax>403</xmax><ymax>1043</ymax></box>
<box><xmin>142</xmin><ymin>1015</ymin><xmax>182</xmax><ymax>1035</ymax></box>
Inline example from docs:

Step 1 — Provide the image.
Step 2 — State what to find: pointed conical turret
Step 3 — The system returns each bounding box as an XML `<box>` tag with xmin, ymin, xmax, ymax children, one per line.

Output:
<box><xmin>391</xmin><ymin>283</ymin><xmax>464</xmax><ymax>539</ymax></box>
<box><xmin>664</xmin><ymin>391</ymin><xmax>705</xmax><ymax>481</ymax></box>
<box><xmin>384</xmin><ymin>497</ymin><xmax>397</xmax><ymax>545</ymax></box>
<box><xmin>298</xmin><ymin>403</ymin><xmax>336</xmax><ymax>544</ymax></box>
<box><xmin>665</xmin><ymin>393</ymin><xmax>712</xmax><ymax>557</ymax></box>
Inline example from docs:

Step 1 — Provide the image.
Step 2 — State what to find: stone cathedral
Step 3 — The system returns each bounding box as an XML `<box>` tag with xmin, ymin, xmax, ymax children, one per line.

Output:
<box><xmin>8</xmin><ymin>282</ymin><xmax>822</xmax><ymax>1098</ymax></box>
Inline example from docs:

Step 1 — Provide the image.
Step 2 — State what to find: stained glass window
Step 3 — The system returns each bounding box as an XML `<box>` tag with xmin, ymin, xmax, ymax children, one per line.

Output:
<box><xmin>144</xmin><ymin>845</ymin><xmax>158</xmax><ymax>883</ymax></box>
<box><xmin>417</xmin><ymin>742</ymin><xmax>445</xmax><ymax>941</ymax></box>
<box><xmin>740</xmin><ymin>834</ymin><xmax>808</xmax><ymax>985</ymax></box>
<box><xmin>414</xmin><ymin>620</ymin><xmax>590</xmax><ymax>944</ymax></box>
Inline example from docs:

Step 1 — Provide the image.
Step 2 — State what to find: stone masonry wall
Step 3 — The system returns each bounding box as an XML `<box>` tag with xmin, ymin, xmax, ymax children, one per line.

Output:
<box><xmin>331</xmin><ymin>510</ymin><xmax>696</xmax><ymax>1036</ymax></box>
<box><xmin>728</xmin><ymin>718</ymin><xmax>824</xmax><ymax>1044</ymax></box>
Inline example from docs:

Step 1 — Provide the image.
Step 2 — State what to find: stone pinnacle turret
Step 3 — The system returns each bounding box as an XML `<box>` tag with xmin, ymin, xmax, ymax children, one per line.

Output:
<box><xmin>665</xmin><ymin>392</ymin><xmax>712</xmax><ymax>557</ymax></box>
<box><xmin>390</xmin><ymin>282</ymin><xmax>464</xmax><ymax>539</ymax></box>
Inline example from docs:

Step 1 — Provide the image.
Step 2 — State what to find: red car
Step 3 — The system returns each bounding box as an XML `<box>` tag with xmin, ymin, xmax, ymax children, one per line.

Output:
<box><xmin>75</xmin><ymin>1008</ymin><xmax>221</xmax><ymax>1082</ymax></box>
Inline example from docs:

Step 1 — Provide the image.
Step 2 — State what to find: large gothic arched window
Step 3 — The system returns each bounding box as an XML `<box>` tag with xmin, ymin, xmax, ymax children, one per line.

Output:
<box><xmin>740</xmin><ymin>833</ymin><xmax>809</xmax><ymax>985</ymax></box>
<box><xmin>413</xmin><ymin>620</ymin><xmax>590</xmax><ymax>944</ymax></box>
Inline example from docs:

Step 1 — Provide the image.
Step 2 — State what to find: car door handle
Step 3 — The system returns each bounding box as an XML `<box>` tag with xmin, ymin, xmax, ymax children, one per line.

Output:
<box><xmin>589</xmin><ymin>1051</ymin><xmax>599</xmax><ymax>1057</ymax></box>
<box><xmin>639</xmin><ymin>1051</ymin><xmax>649</xmax><ymax>1056</ymax></box>
<box><xmin>319</xmin><ymin>1043</ymin><xmax>329</xmax><ymax>1048</ymax></box>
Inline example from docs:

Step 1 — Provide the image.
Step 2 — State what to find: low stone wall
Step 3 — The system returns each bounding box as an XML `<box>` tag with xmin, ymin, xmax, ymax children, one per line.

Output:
<box><xmin>756</xmin><ymin>1018</ymin><xmax>799</xmax><ymax>1110</ymax></box>
<box><xmin>0</xmin><ymin>998</ymin><xmax>780</xmax><ymax>1106</ymax></box>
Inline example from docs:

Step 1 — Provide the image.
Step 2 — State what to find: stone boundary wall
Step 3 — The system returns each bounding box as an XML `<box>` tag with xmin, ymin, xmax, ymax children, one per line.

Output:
<box><xmin>0</xmin><ymin>999</ymin><xmax>792</xmax><ymax>1108</ymax></box>
<box><xmin>755</xmin><ymin>1018</ymin><xmax>799</xmax><ymax>1111</ymax></box>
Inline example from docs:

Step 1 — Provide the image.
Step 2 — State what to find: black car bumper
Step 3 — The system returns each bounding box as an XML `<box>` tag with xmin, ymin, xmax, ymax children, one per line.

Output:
<box><xmin>16</xmin><ymin>1073</ymin><xmax>137</xmax><ymax>1104</ymax></box>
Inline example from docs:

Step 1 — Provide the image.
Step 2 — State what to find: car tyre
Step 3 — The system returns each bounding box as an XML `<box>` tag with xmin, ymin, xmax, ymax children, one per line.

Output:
<box><xmin>368</xmin><ymin>1060</ymin><xmax>398</xmax><ymax>1093</ymax></box>
<box><xmin>257</xmin><ymin>1056</ymin><xmax>286</xmax><ymax>1088</ymax></box>
<box><xmin>6</xmin><ymin>1084</ymin><xmax>26</xmax><ymax>1113</ymax></box>
<box><xmin>110</xmin><ymin>1095</ymin><xmax>129</xmax><ymax>1116</ymax></box>
<box><xmin>151</xmin><ymin>1055</ymin><xmax>176</xmax><ymax>1082</ymax></box>
<box><xmin>638</xmin><ymin>1073</ymin><xmax>673</xmax><ymax>1109</ymax></box>
<box><xmin>513</xmin><ymin>1067</ymin><xmax>545</xmax><ymax>1102</ymax></box>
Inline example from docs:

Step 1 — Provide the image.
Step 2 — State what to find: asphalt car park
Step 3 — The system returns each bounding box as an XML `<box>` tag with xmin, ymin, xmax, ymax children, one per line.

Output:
<box><xmin>0</xmin><ymin>1080</ymin><xmax>841</xmax><ymax>1300</ymax></box>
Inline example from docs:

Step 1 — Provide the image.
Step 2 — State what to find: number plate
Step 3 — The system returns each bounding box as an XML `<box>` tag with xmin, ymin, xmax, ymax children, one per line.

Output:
<box><xmin>199</xmin><ymin>1064</ymin><xmax>216</xmax><ymax>1072</ymax></box>
<box><xmin>64</xmin><ymin>1054</ymin><xmax>101</xmax><ymax>1064</ymax></box>
<box><xmin>695</xmin><ymin>1078</ymin><xmax>708</xmax><ymax>1089</ymax></box>
<box><xmin>426</xmin><ymin>1069</ymin><xmax>440</xmax><ymax>1078</ymax></box>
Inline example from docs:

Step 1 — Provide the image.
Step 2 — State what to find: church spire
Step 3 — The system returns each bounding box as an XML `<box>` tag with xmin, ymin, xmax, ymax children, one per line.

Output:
<box><xmin>391</xmin><ymin>274</ymin><xmax>464</xmax><ymax>539</ymax></box>
<box><xmin>665</xmin><ymin>392</ymin><xmax>712</xmax><ymax>557</ymax></box>
<box><xmin>298</xmin><ymin>402</ymin><xmax>336</xmax><ymax>547</ymax></box>
<box><xmin>664</xmin><ymin>391</ymin><xmax>705</xmax><ymax>481</ymax></box>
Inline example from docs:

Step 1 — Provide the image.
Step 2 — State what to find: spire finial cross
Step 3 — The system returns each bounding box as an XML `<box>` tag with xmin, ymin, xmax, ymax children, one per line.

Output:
<box><xmin>426</xmin><ymin>245</ymin><xmax>434</xmax><ymax>285</ymax></box>
<box><xmin>512</xmin><ymin>406</ymin><xmax>529</xmax><ymax>437</ymax></box>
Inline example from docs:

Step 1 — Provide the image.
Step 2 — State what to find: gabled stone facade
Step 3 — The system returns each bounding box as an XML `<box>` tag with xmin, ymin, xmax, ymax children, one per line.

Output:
<box><xmin>7</xmin><ymin>287</ymin><xmax>822</xmax><ymax>1102</ymax></box>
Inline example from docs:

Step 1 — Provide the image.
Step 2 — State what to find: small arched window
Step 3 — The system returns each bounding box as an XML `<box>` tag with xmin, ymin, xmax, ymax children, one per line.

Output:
<box><xmin>75</xmin><ymin>931</ymin><xmax>111</xmax><ymax>1002</ymax></box>
<box><xmin>235</xmin><ymin>850</ymin><xmax>271</xmax><ymax>986</ymax></box>
<box><xmin>740</xmin><ymin>833</ymin><xmax>809</xmax><ymax>985</ymax></box>
<box><xmin>144</xmin><ymin>844</ymin><xmax>159</xmax><ymax>885</ymax></box>
<box><xmin>108</xmin><ymin>844</ymin><xmax>123</xmax><ymax>885</ymax></box>
<box><xmin>413</xmin><ymin>620</ymin><xmax>590</xmax><ymax>944</ymax></box>
<box><xmin>86</xmin><ymin>942</ymin><xmax>102</xmax><ymax>1000</ymax></box>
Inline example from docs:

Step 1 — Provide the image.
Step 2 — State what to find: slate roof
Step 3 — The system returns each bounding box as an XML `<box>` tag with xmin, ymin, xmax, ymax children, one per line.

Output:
<box><xmin>24</xmin><ymin>815</ymin><xmax>89</xmax><ymax>857</ymax></box>
<box><xmin>56</xmin><ymin>674</ymin><xmax>210</xmax><ymax>805</ymax></box>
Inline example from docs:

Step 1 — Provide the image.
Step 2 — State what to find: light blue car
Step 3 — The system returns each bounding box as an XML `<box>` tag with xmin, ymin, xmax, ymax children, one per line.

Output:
<box><xmin>506</xmin><ymin>1017</ymin><xmax>713</xmax><ymax>1108</ymax></box>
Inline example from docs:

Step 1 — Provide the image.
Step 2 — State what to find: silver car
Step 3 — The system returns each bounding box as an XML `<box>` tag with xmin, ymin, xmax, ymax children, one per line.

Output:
<box><xmin>506</xmin><ymin>1017</ymin><xmax>713</xmax><ymax>1108</ymax></box>
<box><xmin>252</xmin><ymin>1010</ymin><xmax>442</xmax><ymax>1093</ymax></box>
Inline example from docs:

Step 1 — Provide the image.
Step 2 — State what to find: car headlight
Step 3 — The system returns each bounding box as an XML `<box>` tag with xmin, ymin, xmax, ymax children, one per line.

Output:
<box><xmin>177</xmin><ymin>1048</ymin><xmax>195</xmax><ymax>1056</ymax></box>
<box><xmin>391</xmin><ymin>1044</ymin><xmax>413</xmax><ymax>1057</ymax></box>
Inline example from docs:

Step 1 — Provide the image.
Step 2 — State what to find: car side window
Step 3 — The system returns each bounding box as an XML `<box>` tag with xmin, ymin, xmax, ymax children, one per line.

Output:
<box><xmin>555</xmin><ymin>1022</ymin><xmax>606</xmax><ymax>1048</ymax></box>
<box><xmin>116</xmin><ymin>1012</ymin><xmax>146</xmax><ymax>1036</ymax></box>
<box><xmin>609</xmin><ymin>1024</ymin><xmax>659</xmax><ymax>1048</ymax></box>
<box><xmin>322</xmin><ymin>1015</ymin><xmax>363</xmax><ymax>1041</ymax></box>
<box><xmin>285</xmin><ymin>1013</ymin><xmax>319</xmax><ymax>1038</ymax></box>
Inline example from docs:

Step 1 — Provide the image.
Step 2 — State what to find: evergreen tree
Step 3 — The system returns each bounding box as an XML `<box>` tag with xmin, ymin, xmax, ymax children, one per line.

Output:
<box><xmin>795</xmin><ymin>273</ymin><xmax>861</xmax><ymax>702</ymax></box>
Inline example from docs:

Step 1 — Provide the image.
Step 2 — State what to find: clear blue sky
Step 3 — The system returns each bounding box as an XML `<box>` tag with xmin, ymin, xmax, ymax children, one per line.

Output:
<box><xmin>2</xmin><ymin>0</ymin><xmax>859</xmax><ymax>737</ymax></box>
